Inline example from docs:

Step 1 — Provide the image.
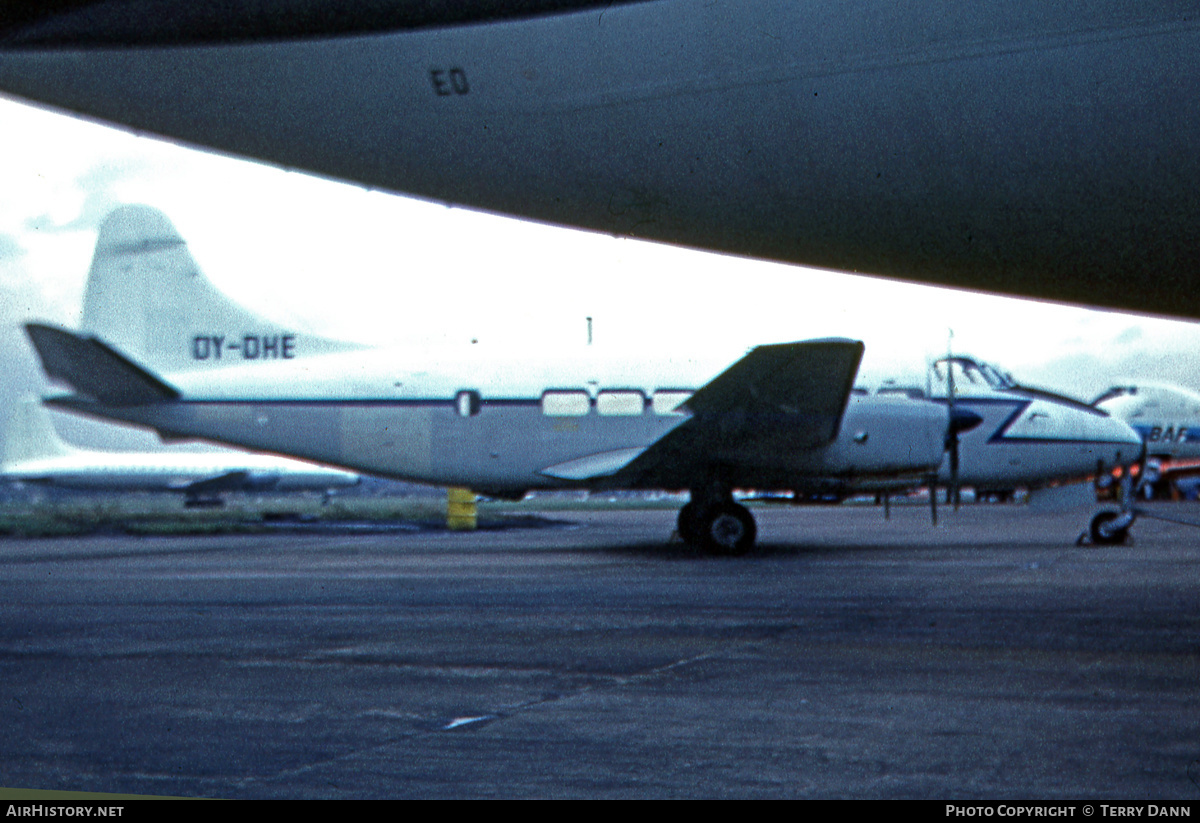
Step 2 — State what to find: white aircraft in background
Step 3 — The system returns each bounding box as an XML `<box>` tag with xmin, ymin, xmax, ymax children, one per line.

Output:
<box><xmin>1094</xmin><ymin>384</ymin><xmax>1200</xmax><ymax>459</ymax></box>
<box><xmin>21</xmin><ymin>206</ymin><xmax>1142</xmax><ymax>554</ymax></box>
<box><xmin>1</xmin><ymin>1</ymin><xmax>1198</xmax><ymax>320</ymax></box>
<box><xmin>1</xmin><ymin>396</ymin><xmax>360</xmax><ymax>506</ymax></box>
<box><xmin>1093</xmin><ymin>384</ymin><xmax>1200</xmax><ymax>500</ymax></box>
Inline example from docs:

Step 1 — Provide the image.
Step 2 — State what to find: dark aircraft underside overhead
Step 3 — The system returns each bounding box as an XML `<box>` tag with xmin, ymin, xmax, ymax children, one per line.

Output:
<box><xmin>1</xmin><ymin>0</ymin><xmax>1198</xmax><ymax>320</ymax></box>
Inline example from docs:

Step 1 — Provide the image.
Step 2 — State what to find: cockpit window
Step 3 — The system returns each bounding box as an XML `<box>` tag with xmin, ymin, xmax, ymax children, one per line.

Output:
<box><xmin>932</xmin><ymin>357</ymin><xmax>1016</xmax><ymax>391</ymax></box>
<box><xmin>931</xmin><ymin>356</ymin><xmax>1105</xmax><ymax>415</ymax></box>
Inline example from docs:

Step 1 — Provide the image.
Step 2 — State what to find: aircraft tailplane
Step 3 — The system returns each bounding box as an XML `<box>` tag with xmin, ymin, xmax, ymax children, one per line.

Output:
<box><xmin>80</xmin><ymin>205</ymin><xmax>360</xmax><ymax>372</ymax></box>
<box><xmin>25</xmin><ymin>323</ymin><xmax>180</xmax><ymax>405</ymax></box>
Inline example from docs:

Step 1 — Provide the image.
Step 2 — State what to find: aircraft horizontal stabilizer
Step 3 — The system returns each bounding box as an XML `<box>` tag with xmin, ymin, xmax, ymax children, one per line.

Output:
<box><xmin>25</xmin><ymin>323</ymin><xmax>179</xmax><ymax>405</ymax></box>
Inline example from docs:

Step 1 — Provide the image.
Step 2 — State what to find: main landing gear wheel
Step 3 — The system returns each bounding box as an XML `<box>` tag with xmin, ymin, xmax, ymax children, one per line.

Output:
<box><xmin>680</xmin><ymin>501</ymin><xmax>756</xmax><ymax>556</ymax></box>
<box><xmin>706</xmin><ymin>502</ymin><xmax>756</xmax><ymax>555</ymax></box>
<box><xmin>1089</xmin><ymin>511</ymin><xmax>1129</xmax><ymax>546</ymax></box>
<box><xmin>677</xmin><ymin>501</ymin><xmax>700</xmax><ymax>546</ymax></box>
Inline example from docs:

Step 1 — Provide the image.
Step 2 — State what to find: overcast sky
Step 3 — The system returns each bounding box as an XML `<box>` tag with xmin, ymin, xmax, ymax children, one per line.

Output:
<box><xmin>3</xmin><ymin>93</ymin><xmax>1200</xmax><ymax>451</ymax></box>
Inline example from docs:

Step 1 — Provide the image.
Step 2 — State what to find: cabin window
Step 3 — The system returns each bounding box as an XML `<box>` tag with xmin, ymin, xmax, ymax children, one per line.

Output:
<box><xmin>541</xmin><ymin>391</ymin><xmax>590</xmax><ymax>417</ymax></box>
<box><xmin>597</xmin><ymin>391</ymin><xmax>645</xmax><ymax>416</ymax></box>
<box><xmin>456</xmin><ymin>390</ymin><xmax>481</xmax><ymax>417</ymax></box>
<box><xmin>652</xmin><ymin>391</ymin><xmax>692</xmax><ymax>415</ymax></box>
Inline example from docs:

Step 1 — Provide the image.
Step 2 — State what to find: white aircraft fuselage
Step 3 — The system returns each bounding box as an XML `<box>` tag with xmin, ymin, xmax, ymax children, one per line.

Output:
<box><xmin>47</xmin><ymin>344</ymin><xmax>956</xmax><ymax>497</ymax></box>
<box><xmin>24</xmin><ymin>205</ymin><xmax>1143</xmax><ymax>552</ymax></box>
<box><xmin>42</xmin><ymin>341</ymin><xmax>1144</xmax><ymax>503</ymax></box>
<box><xmin>1</xmin><ymin>1</ymin><xmax>1197</xmax><ymax>318</ymax></box>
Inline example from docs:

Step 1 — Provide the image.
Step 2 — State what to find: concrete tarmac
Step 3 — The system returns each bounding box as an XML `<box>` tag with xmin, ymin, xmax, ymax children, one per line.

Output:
<box><xmin>1</xmin><ymin>503</ymin><xmax>1199</xmax><ymax>799</ymax></box>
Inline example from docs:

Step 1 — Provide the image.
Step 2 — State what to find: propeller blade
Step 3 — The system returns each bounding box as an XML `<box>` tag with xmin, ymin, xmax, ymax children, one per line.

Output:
<box><xmin>949</xmin><ymin>433</ymin><xmax>960</xmax><ymax>510</ymax></box>
<box><xmin>944</xmin><ymin>340</ymin><xmax>958</xmax><ymax>510</ymax></box>
<box><xmin>945</xmin><ymin>406</ymin><xmax>981</xmax><ymax>511</ymax></box>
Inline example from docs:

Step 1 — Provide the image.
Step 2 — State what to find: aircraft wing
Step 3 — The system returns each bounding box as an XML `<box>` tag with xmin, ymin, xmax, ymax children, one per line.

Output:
<box><xmin>602</xmin><ymin>339</ymin><xmax>864</xmax><ymax>488</ymax></box>
<box><xmin>682</xmin><ymin>339</ymin><xmax>864</xmax><ymax>431</ymax></box>
<box><xmin>25</xmin><ymin>324</ymin><xmax>179</xmax><ymax>404</ymax></box>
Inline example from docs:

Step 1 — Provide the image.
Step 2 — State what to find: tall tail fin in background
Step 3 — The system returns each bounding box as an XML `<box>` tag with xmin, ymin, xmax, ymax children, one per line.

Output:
<box><xmin>80</xmin><ymin>205</ymin><xmax>361</xmax><ymax>373</ymax></box>
<box><xmin>1</xmin><ymin>397</ymin><xmax>75</xmax><ymax>470</ymax></box>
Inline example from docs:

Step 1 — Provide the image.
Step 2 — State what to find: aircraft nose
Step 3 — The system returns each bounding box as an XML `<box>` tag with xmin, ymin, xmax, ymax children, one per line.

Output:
<box><xmin>1111</xmin><ymin>418</ymin><xmax>1145</xmax><ymax>462</ymax></box>
<box><xmin>1101</xmin><ymin>413</ymin><xmax>1144</xmax><ymax>447</ymax></box>
<box><xmin>1003</xmin><ymin>399</ymin><xmax>1144</xmax><ymax>482</ymax></box>
<box><xmin>1071</xmin><ymin>408</ymin><xmax>1144</xmax><ymax>472</ymax></box>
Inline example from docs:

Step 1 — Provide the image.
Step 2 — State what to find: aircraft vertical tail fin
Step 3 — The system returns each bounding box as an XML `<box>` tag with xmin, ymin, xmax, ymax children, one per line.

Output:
<box><xmin>80</xmin><ymin>205</ymin><xmax>360</xmax><ymax>373</ymax></box>
<box><xmin>2</xmin><ymin>397</ymin><xmax>75</xmax><ymax>470</ymax></box>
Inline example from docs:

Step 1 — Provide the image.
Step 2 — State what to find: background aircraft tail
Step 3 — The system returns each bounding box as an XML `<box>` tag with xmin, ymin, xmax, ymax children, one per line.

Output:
<box><xmin>80</xmin><ymin>205</ymin><xmax>360</xmax><ymax>373</ymax></box>
<box><xmin>2</xmin><ymin>397</ymin><xmax>75</xmax><ymax>470</ymax></box>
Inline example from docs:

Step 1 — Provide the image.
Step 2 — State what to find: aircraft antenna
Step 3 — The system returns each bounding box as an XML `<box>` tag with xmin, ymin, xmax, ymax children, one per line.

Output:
<box><xmin>946</xmin><ymin>329</ymin><xmax>963</xmax><ymax>511</ymax></box>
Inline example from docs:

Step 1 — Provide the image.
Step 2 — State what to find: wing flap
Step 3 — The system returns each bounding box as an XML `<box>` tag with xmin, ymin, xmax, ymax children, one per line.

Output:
<box><xmin>539</xmin><ymin>447</ymin><xmax>647</xmax><ymax>481</ymax></box>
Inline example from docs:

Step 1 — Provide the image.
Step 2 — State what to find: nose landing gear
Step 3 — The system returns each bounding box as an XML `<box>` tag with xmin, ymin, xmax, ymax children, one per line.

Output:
<box><xmin>1088</xmin><ymin>509</ymin><xmax>1133</xmax><ymax>546</ymax></box>
<box><xmin>1083</xmin><ymin>457</ymin><xmax>1139</xmax><ymax>546</ymax></box>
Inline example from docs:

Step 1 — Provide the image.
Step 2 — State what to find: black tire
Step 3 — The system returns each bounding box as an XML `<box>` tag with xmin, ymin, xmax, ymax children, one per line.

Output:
<box><xmin>699</xmin><ymin>502</ymin><xmax>757</xmax><ymax>556</ymax></box>
<box><xmin>1089</xmin><ymin>511</ymin><xmax>1128</xmax><ymax>546</ymax></box>
<box><xmin>677</xmin><ymin>502</ymin><xmax>700</xmax><ymax>545</ymax></box>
